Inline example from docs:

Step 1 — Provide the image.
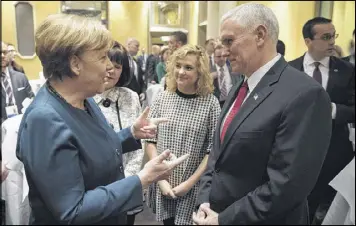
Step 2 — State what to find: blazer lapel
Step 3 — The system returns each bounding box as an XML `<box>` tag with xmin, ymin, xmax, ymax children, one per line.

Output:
<box><xmin>218</xmin><ymin>57</ymin><xmax>288</xmax><ymax>156</ymax></box>
<box><xmin>326</xmin><ymin>57</ymin><xmax>338</xmax><ymax>93</ymax></box>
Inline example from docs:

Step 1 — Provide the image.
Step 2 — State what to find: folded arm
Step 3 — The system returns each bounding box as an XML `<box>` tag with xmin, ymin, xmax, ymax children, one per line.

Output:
<box><xmin>218</xmin><ymin>86</ymin><xmax>333</xmax><ymax>225</ymax></box>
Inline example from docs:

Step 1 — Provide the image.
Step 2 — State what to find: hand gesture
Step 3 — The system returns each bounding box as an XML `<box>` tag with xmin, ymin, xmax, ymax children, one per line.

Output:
<box><xmin>138</xmin><ymin>150</ymin><xmax>189</xmax><ymax>189</ymax></box>
<box><xmin>132</xmin><ymin>107</ymin><xmax>168</xmax><ymax>139</ymax></box>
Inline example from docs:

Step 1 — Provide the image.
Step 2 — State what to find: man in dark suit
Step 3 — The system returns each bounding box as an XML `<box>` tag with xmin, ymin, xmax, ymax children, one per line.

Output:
<box><xmin>1</xmin><ymin>42</ymin><xmax>34</xmax><ymax>123</ymax></box>
<box><xmin>193</xmin><ymin>3</ymin><xmax>332</xmax><ymax>225</ymax></box>
<box><xmin>145</xmin><ymin>45</ymin><xmax>161</xmax><ymax>86</ymax></box>
<box><xmin>289</xmin><ymin>17</ymin><xmax>355</xmax><ymax>224</ymax></box>
<box><xmin>205</xmin><ymin>39</ymin><xmax>216</xmax><ymax>71</ymax></box>
<box><xmin>137</xmin><ymin>48</ymin><xmax>148</xmax><ymax>74</ymax></box>
<box><xmin>126</xmin><ymin>38</ymin><xmax>146</xmax><ymax>100</ymax></box>
<box><xmin>210</xmin><ymin>44</ymin><xmax>239</xmax><ymax>107</ymax></box>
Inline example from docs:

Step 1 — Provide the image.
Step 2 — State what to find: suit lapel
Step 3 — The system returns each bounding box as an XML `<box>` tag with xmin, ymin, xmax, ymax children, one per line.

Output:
<box><xmin>217</xmin><ymin>57</ymin><xmax>288</xmax><ymax>159</ymax></box>
<box><xmin>326</xmin><ymin>57</ymin><xmax>338</xmax><ymax>93</ymax></box>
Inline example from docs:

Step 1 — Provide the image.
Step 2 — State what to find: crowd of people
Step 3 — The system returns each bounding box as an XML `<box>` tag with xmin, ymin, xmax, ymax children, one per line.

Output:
<box><xmin>1</xmin><ymin>2</ymin><xmax>355</xmax><ymax>225</ymax></box>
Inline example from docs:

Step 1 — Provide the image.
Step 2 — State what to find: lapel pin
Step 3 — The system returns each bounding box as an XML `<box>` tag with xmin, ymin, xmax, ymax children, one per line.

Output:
<box><xmin>253</xmin><ymin>94</ymin><xmax>258</xmax><ymax>100</ymax></box>
<box><xmin>334</xmin><ymin>69</ymin><xmax>338</xmax><ymax>72</ymax></box>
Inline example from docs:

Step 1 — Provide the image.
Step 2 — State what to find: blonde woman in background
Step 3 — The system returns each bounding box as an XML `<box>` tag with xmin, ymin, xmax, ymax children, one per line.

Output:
<box><xmin>145</xmin><ymin>44</ymin><xmax>221</xmax><ymax>225</ymax></box>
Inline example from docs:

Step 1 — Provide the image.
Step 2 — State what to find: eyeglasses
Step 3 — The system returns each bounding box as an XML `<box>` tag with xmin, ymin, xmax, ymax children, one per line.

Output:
<box><xmin>314</xmin><ymin>33</ymin><xmax>339</xmax><ymax>41</ymax></box>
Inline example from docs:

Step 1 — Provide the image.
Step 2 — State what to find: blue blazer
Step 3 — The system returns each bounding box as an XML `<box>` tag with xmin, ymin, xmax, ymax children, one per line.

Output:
<box><xmin>16</xmin><ymin>85</ymin><xmax>143</xmax><ymax>225</ymax></box>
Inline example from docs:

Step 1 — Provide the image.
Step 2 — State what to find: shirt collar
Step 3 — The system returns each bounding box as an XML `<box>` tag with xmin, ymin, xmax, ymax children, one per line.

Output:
<box><xmin>4</xmin><ymin>67</ymin><xmax>10</xmax><ymax>78</ymax></box>
<box><xmin>304</xmin><ymin>51</ymin><xmax>330</xmax><ymax>68</ymax></box>
<box><xmin>246</xmin><ymin>53</ymin><xmax>282</xmax><ymax>93</ymax></box>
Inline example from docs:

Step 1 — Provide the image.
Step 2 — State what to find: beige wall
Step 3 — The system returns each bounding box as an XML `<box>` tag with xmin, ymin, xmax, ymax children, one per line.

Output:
<box><xmin>108</xmin><ymin>1</ymin><xmax>149</xmax><ymax>53</ymax></box>
<box><xmin>332</xmin><ymin>1</ymin><xmax>355</xmax><ymax>57</ymax></box>
<box><xmin>1</xmin><ymin>1</ymin><xmax>61</xmax><ymax>80</ymax></box>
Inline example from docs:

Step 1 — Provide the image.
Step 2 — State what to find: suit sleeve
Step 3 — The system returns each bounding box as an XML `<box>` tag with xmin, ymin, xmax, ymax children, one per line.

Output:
<box><xmin>22</xmin><ymin>73</ymin><xmax>34</xmax><ymax>98</ymax></box>
<box><xmin>334</xmin><ymin>66</ymin><xmax>355</xmax><ymax>124</ymax></box>
<box><xmin>19</xmin><ymin>108</ymin><xmax>143</xmax><ymax>224</ymax></box>
<box><xmin>218</xmin><ymin>86</ymin><xmax>333</xmax><ymax>225</ymax></box>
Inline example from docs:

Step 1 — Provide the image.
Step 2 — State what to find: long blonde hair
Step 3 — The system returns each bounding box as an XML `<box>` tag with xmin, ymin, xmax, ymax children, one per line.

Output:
<box><xmin>165</xmin><ymin>44</ymin><xmax>214</xmax><ymax>96</ymax></box>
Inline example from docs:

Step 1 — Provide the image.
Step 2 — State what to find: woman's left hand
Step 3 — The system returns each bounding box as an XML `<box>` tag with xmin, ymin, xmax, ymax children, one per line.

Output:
<box><xmin>172</xmin><ymin>180</ymin><xmax>192</xmax><ymax>197</ymax></box>
<box><xmin>131</xmin><ymin>107</ymin><xmax>169</xmax><ymax>139</ymax></box>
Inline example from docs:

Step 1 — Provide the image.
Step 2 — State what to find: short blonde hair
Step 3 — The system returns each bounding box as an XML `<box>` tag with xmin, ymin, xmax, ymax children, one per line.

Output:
<box><xmin>35</xmin><ymin>14</ymin><xmax>113</xmax><ymax>80</ymax></box>
<box><xmin>165</xmin><ymin>44</ymin><xmax>214</xmax><ymax>96</ymax></box>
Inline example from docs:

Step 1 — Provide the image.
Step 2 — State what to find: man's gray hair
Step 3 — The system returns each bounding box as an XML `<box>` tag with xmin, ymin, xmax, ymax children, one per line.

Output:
<box><xmin>221</xmin><ymin>3</ymin><xmax>279</xmax><ymax>44</ymax></box>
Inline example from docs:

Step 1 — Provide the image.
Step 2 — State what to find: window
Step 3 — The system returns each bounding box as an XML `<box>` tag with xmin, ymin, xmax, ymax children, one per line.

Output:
<box><xmin>14</xmin><ymin>1</ymin><xmax>35</xmax><ymax>58</ymax></box>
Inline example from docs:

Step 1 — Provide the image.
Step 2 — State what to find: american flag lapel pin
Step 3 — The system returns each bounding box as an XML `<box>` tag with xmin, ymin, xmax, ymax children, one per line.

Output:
<box><xmin>334</xmin><ymin>69</ymin><xmax>338</xmax><ymax>72</ymax></box>
<box><xmin>253</xmin><ymin>94</ymin><xmax>258</xmax><ymax>100</ymax></box>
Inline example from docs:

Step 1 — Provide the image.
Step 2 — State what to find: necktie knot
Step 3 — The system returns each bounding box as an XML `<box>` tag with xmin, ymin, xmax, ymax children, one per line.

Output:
<box><xmin>314</xmin><ymin>62</ymin><xmax>321</xmax><ymax>68</ymax></box>
<box><xmin>241</xmin><ymin>81</ymin><xmax>249</xmax><ymax>89</ymax></box>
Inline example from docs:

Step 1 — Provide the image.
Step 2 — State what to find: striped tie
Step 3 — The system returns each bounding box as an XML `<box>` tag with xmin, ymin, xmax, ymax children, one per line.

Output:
<box><xmin>1</xmin><ymin>72</ymin><xmax>14</xmax><ymax>106</ymax></box>
<box><xmin>219</xmin><ymin>67</ymin><xmax>228</xmax><ymax>101</ymax></box>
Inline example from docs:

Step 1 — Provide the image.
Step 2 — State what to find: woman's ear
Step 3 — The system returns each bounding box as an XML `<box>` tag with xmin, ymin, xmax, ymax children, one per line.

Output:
<box><xmin>69</xmin><ymin>55</ymin><xmax>81</xmax><ymax>76</ymax></box>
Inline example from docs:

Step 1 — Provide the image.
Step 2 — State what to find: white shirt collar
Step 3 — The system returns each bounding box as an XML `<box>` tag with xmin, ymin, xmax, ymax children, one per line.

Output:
<box><xmin>246</xmin><ymin>54</ymin><xmax>282</xmax><ymax>93</ymax></box>
<box><xmin>215</xmin><ymin>63</ymin><xmax>228</xmax><ymax>73</ymax></box>
<box><xmin>304</xmin><ymin>51</ymin><xmax>330</xmax><ymax>68</ymax></box>
<box><xmin>4</xmin><ymin>67</ymin><xmax>10</xmax><ymax>78</ymax></box>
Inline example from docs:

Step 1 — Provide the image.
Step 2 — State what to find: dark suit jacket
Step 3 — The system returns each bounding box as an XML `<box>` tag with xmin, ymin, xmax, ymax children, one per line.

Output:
<box><xmin>145</xmin><ymin>54</ymin><xmax>160</xmax><ymax>84</ymax></box>
<box><xmin>289</xmin><ymin>55</ymin><xmax>355</xmax><ymax>191</ymax></box>
<box><xmin>137</xmin><ymin>54</ymin><xmax>148</xmax><ymax>72</ymax></box>
<box><xmin>196</xmin><ymin>57</ymin><xmax>332</xmax><ymax>225</ymax></box>
<box><xmin>210</xmin><ymin>64</ymin><xmax>240</xmax><ymax>100</ymax></box>
<box><xmin>127</xmin><ymin>57</ymin><xmax>146</xmax><ymax>95</ymax></box>
<box><xmin>16</xmin><ymin>85</ymin><xmax>143</xmax><ymax>224</ymax></box>
<box><xmin>1</xmin><ymin>68</ymin><xmax>34</xmax><ymax>120</ymax></box>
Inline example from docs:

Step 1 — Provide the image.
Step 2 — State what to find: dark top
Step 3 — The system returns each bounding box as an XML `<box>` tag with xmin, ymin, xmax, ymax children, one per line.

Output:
<box><xmin>16</xmin><ymin>85</ymin><xmax>143</xmax><ymax>225</ymax></box>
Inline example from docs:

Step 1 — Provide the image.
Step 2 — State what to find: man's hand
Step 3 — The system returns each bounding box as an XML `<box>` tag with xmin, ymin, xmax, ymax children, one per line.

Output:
<box><xmin>138</xmin><ymin>150</ymin><xmax>189</xmax><ymax>189</ymax></box>
<box><xmin>192</xmin><ymin>204</ymin><xmax>219</xmax><ymax>225</ymax></box>
<box><xmin>172</xmin><ymin>180</ymin><xmax>193</xmax><ymax>197</ymax></box>
<box><xmin>139</xmin><ymin>93</ymin><xmax>146</xmax><ymax>102</ymax></box>
<box><xmin>131</xmin><ymin>107</ymin><xmax>168</xmax><ymax>139</ymax></box>
<box><xmin>158</xmin><ymin>180</ymin><xmax>176</xmax><ymax>199</ymax></box>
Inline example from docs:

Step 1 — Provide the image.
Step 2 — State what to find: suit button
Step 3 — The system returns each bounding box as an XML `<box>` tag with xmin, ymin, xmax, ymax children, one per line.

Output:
<box><xmin>215</xmin><ymin>168</ymin><xmax>220</xmax><ymax>173</ymax></box>
<box><xmin>119</xmin><ymin>165</ymin><xmax>124</xmax><ymax>173</ymax></box>
<box><xmin>115</xmin><ymin>149</ymin><xmax>120</xmax><ymax>156</ymax></box>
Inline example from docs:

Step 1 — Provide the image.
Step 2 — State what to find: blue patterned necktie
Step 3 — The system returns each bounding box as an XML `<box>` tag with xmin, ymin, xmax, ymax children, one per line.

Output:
<box><xmin>1</xmin><ymin>72</ymin><xmax>14</xmax><ymax>106</ymax></box>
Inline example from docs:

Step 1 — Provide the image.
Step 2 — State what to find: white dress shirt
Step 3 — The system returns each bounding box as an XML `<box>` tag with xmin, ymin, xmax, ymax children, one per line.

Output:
<box><xmin>215</xmin><ymin>64</ymin><xmax>233</xmax><ymax>95</ymax></box>
<box><xmin>1</xmin><ymin>67</ymin><xmax>17</xmax><ymax>105</ymax></box>
<box><xmin>130</xmin><ymin>56</ymin><xmax>138</xmax><ymax>79</ymax></box>
<box><xmin>303</xmin><ymin>51</ymin><xmax>330</xmax><ymax>90</ymax></box>
<box><xmin>303</xmin><ymin>52</ymin><xmax>336</xmax><ymax>119</ymax></box>
<box><xmin>221</xmin><ymin>54</ymin><xmax>282</xmax><ymax>134</ymax></box>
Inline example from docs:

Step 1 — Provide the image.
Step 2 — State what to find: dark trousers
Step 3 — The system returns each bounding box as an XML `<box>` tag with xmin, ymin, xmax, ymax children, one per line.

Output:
<box><xmin>163</xmin><ymin>217</ymin><xmax>175</xmax><ymax>225</ymax></box>
<box><xmin>126</xmin><ymin>214</ymin><xmax>135</xmax><ymax>225</ymax></box>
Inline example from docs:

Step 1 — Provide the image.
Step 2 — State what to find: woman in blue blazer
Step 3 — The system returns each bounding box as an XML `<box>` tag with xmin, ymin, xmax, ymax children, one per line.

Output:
<box><xmin>15</xmin><ymin>13</ymin><xmax>188</xmax><ymax>225</ymax></box>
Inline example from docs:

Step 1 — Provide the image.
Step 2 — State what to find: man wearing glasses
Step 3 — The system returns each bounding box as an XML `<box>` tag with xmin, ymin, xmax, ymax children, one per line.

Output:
<box><xmin>289</xmin><ymin>17</ymin><xmax>355</xmax><ymax>225</ymax></box>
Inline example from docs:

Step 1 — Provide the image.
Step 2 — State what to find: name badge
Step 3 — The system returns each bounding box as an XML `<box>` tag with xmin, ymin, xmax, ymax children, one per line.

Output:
<box><xmin>5</xmin><ymin>105</ymin><xmax>18</xmax><ymax>118</ymax></box>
